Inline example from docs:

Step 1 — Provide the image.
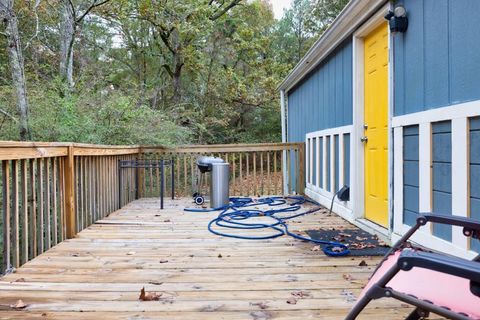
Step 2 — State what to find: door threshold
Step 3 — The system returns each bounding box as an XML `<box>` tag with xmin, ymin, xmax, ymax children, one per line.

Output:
<box><xmin>352</xmin><ymin>218</ymin><xmax>392</xmax><ymax>246</ymax></box>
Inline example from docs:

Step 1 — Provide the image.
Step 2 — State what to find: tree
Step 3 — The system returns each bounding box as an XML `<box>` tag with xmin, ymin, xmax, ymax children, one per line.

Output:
<box><xmin>0</xmin><ymin>0</ymin><xmax>29</xmax><ymax>140</ymax></box>
<box><xmin>0</xmin><ymin>0</ymin><xmax>349</xmax><ymax>145</ymax></box>
<box><xmin>129</xmin><ymin>0</ymin><xmax>243</xmax><ymax>107</ymax></box>
<box><xmin>60</xmin><ymin>0</ymin><xmax>111</xmax><ymax>90</ymax></box>
<box><xmin>310</xmin><ymin>0</ymin><xmax>349</xmax><ymax>33</ymax></box>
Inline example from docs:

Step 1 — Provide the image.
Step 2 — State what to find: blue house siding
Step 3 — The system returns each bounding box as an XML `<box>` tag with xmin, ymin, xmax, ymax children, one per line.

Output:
<box><xmin>470</xmin><ymin>117</ymin><xmax>480</xmax><ymax>252</ymax></box>
<box><xmin>432</xmin><ymin>121</ymin><xmax>452</xmax><ymax>241</ymax></box>
<box><xmin>394</xmin><ymin>0</ymin><xmax>480</xmax><ymax>116</ymax></box>
<box><xmin>287</xmin><ymin>39</ymin><xmax>353</xmax><ymax>143</ymax></box>
<box><xmin>403</xmin><ymin>126</ymin><xmax>419</xmax><ymax>226</ymax></box>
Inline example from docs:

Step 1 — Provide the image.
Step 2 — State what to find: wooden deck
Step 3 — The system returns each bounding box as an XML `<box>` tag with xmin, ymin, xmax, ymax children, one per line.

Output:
<box><xmin>0</xmin><ymin>198</ymin><xmax>413</xmax><ymax>319</ymax></box>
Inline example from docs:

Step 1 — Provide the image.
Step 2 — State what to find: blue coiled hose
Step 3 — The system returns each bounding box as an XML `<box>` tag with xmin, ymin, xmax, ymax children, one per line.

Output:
<box><xmin>184</xmin><ymin>196</ymin><xmax>350</xmax><ymax>257</ymax></box>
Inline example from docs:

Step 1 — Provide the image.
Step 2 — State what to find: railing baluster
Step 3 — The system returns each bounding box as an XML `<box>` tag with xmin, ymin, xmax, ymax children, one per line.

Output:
<box><xmin>2</xmin><ymin>160</ymin><xmax>11</xmax><ymax>271</ymax></box>
<box><xmin>12</xmin><ymin>160</ymin><xmax>20</xmax><ymax>268</ymax></box>
<box><xmin>58</xmin><ymin>158</ymin><xmax>64</xmax><ymax>242</ymax></box>
<box><xmin>45</xmin><ymin>158</ymin><xmax>51</xmax><ymax>250</ymax></box>
<box><xmin>246</xmin><ymin>152</ymin><xmax>251</xmax><ymax>195</ymax></box>
<box><xmin>286</xmin><ymin>149</ymin><xmax>291</xmax><ymax>194</ymax></box>
<box><xmin>267</xmin><ymin>152</ymin><xmax>271</xmax><ymax>196</ymax></box>
<box><xmin>29</xmin><ymin>159</ymin><xmax>37</xmax><ymax>258</ymax></box>
<box><xmin>176</xmin><ymin>155</ymin><xmax>180</xmax><ymax>198</ymax></box>
<box><xmin>239</xmin><ymin>153</ymin><xmax>243</xmax><ymax>196</ymax></box>
<box><xmin>38</xmin><ymin>159</ymin><xmax>44</xmax><ymax>254</ymax></box>
<box><xmin>52</xmin><ymin>158</ymin><xmax>58</xmax><ymax>246</ymax></box>
<box><xmin>81</xmin><ymin>156</ymin><xmax>86</xmax><ymax>229</ymax></box>
<box><xmin>232</xmin><ymin>153</ymin><xmax>236</xmax><ymax>196</ymax></box>
<box><xmin>253</xmin><ymin>152</ymin><xmax>257</xmax><ymax>196</ymax></box>
<box><xmin>260</xmin><ymin>152</ymin><xmax>264</xmax><ymax>195</ymax></box>
<box><xmin>149</xmin><ymin>164</ymin><xmax>154</xmax><ymax>197</ymax></box>
<box><xmin>21</xmin><ymin>159</ymin><xmax>28</xmax><ymax>264</ymax></box>
<box><xmin>273</xmin><ymin>151</ymin><xmax>277</xmax><ymax>195</ymax></box>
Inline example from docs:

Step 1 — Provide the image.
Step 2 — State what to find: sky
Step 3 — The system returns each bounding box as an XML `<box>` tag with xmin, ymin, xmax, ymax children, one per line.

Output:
<box><xmin>271</xmin><ymin>0</ymin><xmax>293</xmax><ymax>19</ymax></box>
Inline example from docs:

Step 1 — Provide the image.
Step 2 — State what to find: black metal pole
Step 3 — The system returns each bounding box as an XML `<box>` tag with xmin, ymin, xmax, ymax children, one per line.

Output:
<box><xmin>118</xmin><ymin>160</ymin><xmax>122</xmax><ymax>209</ymax></box>
<box><xmin>171</xmin><ymin>158</ymin><xmax>175</xmax><ymax>200</ymax></box>
<box><xmin>160</xmin><ymin>160</ymin><xmax>164</xmax><ymax>209</ymax></box>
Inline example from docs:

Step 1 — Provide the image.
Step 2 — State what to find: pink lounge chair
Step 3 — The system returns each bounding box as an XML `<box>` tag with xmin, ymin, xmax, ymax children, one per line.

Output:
<box><xmin>345</xmin><ymin>214</ymin><xmax>480</xmax><ymax>320</ymax></box>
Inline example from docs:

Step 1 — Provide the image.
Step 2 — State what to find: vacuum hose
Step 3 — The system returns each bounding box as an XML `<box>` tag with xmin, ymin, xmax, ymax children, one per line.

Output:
<box><xmin>185</xmin><ymin>196</ymin><xmax>350</xmax><ymax>257</ymax></box>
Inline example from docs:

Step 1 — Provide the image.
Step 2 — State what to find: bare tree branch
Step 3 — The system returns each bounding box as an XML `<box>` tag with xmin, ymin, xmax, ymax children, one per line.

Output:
<box><xmin>24</xmin><ymin>0</ymin><xmax>41</xmax><ymax>50</ymax></box>
<box><xmin>0</xmin><ymin>107</ymin><xmax>18</xmax><ymax>123</ymax></box>
<box><xmin>76</xmin><ymin>0</ymin><xmax>111</xmax><ymax>23</ymax></box>
<box><xmin>210</xmin><ymin>0</ymin><xmax>242</xmax><ymax>20</ymax></box>
<box><xmin>67</xmin><ymin>0</ymin><xmax>76</xmax><ymax>20</ymax></box>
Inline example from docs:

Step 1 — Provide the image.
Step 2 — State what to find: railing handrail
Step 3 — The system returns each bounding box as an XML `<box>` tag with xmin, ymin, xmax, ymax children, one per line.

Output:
<box><xmin>0</xmin><ymin>140</ymin><xmax>142</xmax><ymax>148</ymax></box>
<box><xmin>0</xmin><ymin>141</ymin><xmax>304</xmax><ymax>160</ymax></box>
<box><xmin>143</xmin><ymin>142</ymin><xmax>303</xmax><ymax>153</ymax></box>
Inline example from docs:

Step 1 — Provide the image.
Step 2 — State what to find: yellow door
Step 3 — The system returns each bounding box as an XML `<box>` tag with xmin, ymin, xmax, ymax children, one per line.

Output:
<box><xmin>364</xmin><ymin>22</ymin><xmax>389</xmax><ymax>227</ymax></box>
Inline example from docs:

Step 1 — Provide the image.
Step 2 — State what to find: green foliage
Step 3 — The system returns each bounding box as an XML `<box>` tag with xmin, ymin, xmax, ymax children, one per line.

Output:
<box><xmin>0</xmin><ymin>0</ymin><xmax>348</xmax><ymax>145</ymax></box>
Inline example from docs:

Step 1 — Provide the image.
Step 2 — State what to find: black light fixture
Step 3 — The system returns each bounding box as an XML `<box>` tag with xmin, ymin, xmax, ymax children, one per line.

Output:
<box><xmin>384</xmin><ymin>4</ymin><xmax>408</xmax><ymax>33</ymax></box>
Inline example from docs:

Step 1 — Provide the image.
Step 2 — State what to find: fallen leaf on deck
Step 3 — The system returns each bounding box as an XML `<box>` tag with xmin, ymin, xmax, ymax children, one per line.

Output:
<box><xmin>338</xmin><ymin>232</ymin><xmax>352</xmax><ymax>237</ymax></box>
<box><xmin>164</xmin><ymin>219</ymin><xmax>171</xmax><ymax>222</ymax></box>
<box><xmin>250</xmin><ymin>302</ymin><xmax>269</xmax><ymax>309</ymax></box>
<box><xmin>127</xmin><ymin>251</ymin><xmax>136</xmax><ymax>256</ymax></box>
<box><xmin>286</xmin><ymin>298</ymin><xmax>297</xmax><ymax>304</ymax></box>
<box><xmin>341</xmin><ymin>289</ymin><xmax>356</xmax><ymax>302</ymax></box>
<box><xmin>139</xmin><ymin>287</ymin><xmax>162</xmax><ymax>301</ymax></box>
<box><xmin>291</xmin><ymin>291</ymin><xmax>311</xmax><ymax>298</ymax></box>
<box><xmin>159</xmin><ymin>259</ymin><xmax>169</xmax><ymax>263</ymax></box>
<box><xmin>358</xmin><ymin>260</ymin><xmax>368</xmax><ymax>267</ymax></box>
<box><xmin>201</xmin><ymin>304</ymin><xmax>224</xmax><ymax>312</ymax></box>
<box><xmin>14</xmin><ymin>278</ymin><xmax>25</xmax><ymax>282</ymax></box>
<box><xmin>343</xmin><ymin>274</ymin><xmax>353</xmax><ymax>281</ymax></box>
<box><xmin>217</xmin><ymin>254</ymin><xmax>222</xmax><ymax>258</ymax></box>
<box><xmin>10</xmin><ymin>300</ymin><xmax>27</xmax><ymax>309</ymax></box>
<box><xmin>148</xmin><ymin>281</ymin><xmax>163</xmax><ymax>285</ymax></box>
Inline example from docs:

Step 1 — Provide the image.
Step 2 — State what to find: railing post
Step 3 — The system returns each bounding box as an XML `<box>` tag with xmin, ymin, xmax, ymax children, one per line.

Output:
<box><xmin>297</xmin><ymin>143</ymin><xmax>305</xmax><ymax>195</ymax></box>
<box><xmin>64</xmin><ymin>145</ymin><xmax>76</xmax><ymax>238</ymax></box>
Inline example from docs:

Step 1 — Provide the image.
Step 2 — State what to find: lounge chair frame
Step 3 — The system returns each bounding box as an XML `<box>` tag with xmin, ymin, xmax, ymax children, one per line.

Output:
<box><xmin>346</xmin><ymin>214</ymin><xmax>480</xmax><ymax>320</ymax></box>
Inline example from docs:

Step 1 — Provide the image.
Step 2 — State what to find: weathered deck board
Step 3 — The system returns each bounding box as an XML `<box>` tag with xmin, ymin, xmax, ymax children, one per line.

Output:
<box><xmin>0</xmin><ymin>198</ymin><xmax>421</xmax><ymax>319</ymax></box>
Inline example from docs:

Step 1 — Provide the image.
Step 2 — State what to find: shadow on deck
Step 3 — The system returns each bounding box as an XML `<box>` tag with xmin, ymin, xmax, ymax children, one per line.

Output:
<box><xmin>0</xmin><ymin>198</ymin><xmax>413</xmax><ymax>319</ymax></box>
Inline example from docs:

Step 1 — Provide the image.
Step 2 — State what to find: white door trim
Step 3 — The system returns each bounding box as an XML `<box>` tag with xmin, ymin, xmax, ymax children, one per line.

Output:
<box><xmin>352</xmin><ymin>3</ymin><xmax>392</xmax><ymax>234</ymax></box>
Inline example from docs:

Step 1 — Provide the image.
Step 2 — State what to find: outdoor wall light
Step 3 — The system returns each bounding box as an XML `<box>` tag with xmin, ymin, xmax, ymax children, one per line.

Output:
<box><xmin>384</xmin><ymin>4</ymin><xmax>408</xmax><ymax>33</ymax></box>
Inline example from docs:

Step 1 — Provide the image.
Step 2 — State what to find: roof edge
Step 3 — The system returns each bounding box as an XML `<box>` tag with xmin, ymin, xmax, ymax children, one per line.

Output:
<box><xmin>278</xmin><ymin>0</ymin><xmax>388</xmax><ymax>93</ymax></box>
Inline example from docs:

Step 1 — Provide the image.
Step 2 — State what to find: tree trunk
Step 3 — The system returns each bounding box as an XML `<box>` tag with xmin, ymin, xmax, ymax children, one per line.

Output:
<box><xmin>1</xmin><ymin>0</ymin><xmax>30</xmax><ymax>140</ymax></box>
<box><xmin>60</xmin><ymin>0</ymin><xmax>75</xmax><ymax>89</ymax></box>
<box><xmin>171</xmin><ymin>29</ymin><xmax>183</xmax><ymax>106</ymax></box>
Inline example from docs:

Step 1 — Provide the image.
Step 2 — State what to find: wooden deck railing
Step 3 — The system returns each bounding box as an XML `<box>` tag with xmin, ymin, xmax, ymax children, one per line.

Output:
<box><xmin>0</xmin><ymin>141</ymin><xmax>304</xmax><ymax>272</ymax></box>
<box><xmin>141</xmin><ymin>143</ymin><xmax>304</xmax><ymax>198</ymax></box>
